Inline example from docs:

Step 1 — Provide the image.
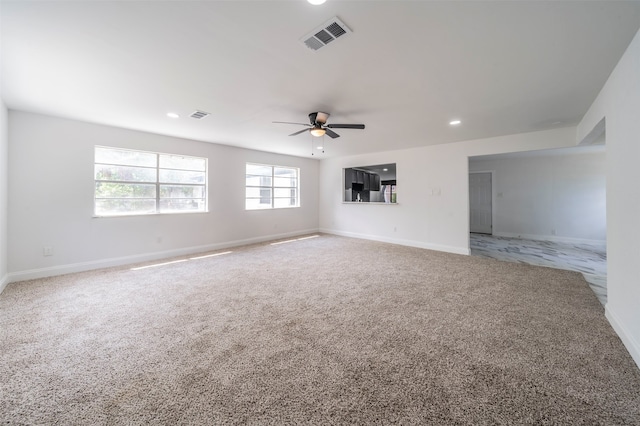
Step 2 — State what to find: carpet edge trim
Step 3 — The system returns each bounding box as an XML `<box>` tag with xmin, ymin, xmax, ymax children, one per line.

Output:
<box><xmin>320</xmin><ymin>228</ymin><xmax>470</xmax><ymax>255</ymax></box>
<box><xmin>606</xmin><ymin>305</ymin><xmax>640</xmax><ymax>370</ymax></box>
<box><xmin>6</xmin><ymin>228</ymin><xmax>320</xmax><ymax>284</ymax></box>
<box><xmin>0</xmin><ymin>273</ymin><xmax>8</xmax><ymax>295</ymax></box>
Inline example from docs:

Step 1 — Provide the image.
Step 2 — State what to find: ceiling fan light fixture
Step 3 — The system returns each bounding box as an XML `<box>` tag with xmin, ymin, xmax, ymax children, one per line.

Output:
<box><xmin>310</xmin><ymin>127</ymin><xmax>326</xmax><ymax>137</ymax></box>
<box><xmin>274</xmin><ymin>111</ymin><xmax>365</xmax><ymax>142</ymax></box>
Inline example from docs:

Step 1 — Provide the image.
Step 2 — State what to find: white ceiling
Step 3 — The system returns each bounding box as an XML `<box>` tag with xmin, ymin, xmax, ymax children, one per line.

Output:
<box><xmin>2</xmin><ymin>1</ymin><xmax>640</xmax><ymax>159</ymax></box>
<box><xmin>470</xmin><ymin>143</ymin><xmax>606</xmax><ymax>162</ymax></box>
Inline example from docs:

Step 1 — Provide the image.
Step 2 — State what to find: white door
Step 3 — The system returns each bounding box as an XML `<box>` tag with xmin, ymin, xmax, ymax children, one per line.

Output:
<box><xmin>469</xmin><ymin>172</ymin><xmax>492</xmax><ymax>234</ymax></box>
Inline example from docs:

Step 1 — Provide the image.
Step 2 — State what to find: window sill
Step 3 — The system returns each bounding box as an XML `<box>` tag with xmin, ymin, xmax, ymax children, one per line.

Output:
<box><xmin>93</xmin><ymin>211</ymin><xmax>209</xmax><ymax>218</ymax></box>
<box><xmin>342</xmin><ymin>202</ymin><xmax>399</xmax><ymax>205</ymax></box>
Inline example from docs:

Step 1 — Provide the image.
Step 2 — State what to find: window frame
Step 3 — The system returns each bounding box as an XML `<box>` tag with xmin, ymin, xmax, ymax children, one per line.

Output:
<box><xmin>245</xmin><ymin>162</ymin><xmax>300</xmax><ymax>210</ymax></box>
<box><xmin>94</xmin><ymin>146</ymin><xmax>208</xmax><ymax>217</ymax></box>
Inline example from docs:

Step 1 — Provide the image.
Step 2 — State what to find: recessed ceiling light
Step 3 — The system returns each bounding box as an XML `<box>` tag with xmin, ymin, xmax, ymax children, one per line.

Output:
<box><xmin>308</xmin><ymin>0</ymin><xmax>326</xmax><ymax>4</ymax></box>
<box><xmin>449</xmin><ymin>120</ymin><xmax>461</xmax><ymax>126</ymax></box>
<box><xmin>317</xmin><ymin>146</ymin><xmax>324</xmax><ymax>150</ymax></box>
<box><xmin>167</xmin><ymin>113</ymin><xmax>179</xmax><ymax>119</ymax></box>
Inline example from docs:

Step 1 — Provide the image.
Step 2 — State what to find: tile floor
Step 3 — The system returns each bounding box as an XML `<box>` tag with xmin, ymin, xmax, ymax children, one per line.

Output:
<box><xmin>470</xmin><ymin>233</ymin><xmax>607</xmax><ymax>305</ymax></box>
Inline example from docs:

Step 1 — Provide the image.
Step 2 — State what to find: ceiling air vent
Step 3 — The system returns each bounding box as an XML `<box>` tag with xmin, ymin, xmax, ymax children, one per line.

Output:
<box><xmin>190</xmin><ymin>110</ymin><xmax>210</xmax><ymax>119</ymax></box>
<box><xmin>300</xmin><ymin>17</ymin><xmax>352</xmax><ymax>51</ymax></box>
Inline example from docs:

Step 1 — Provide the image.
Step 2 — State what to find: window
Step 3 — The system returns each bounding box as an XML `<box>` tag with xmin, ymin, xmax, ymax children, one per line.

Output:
<box><xmin>246</xmin><ymin>163</ymin><xmax>299</xmax><ymax>210</ymax></box>
<box><xmin>94</xmin><ymin>146</ymin><xmax>207</xmax><ymax>216</ymax></box>
<box><xmin>343</xmin><ymin>163</ymin><xmax>397</xmax><ymax>203</ymax></box>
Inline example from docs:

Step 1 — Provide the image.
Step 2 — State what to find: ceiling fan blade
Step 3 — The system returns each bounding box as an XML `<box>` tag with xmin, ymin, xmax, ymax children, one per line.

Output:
<box><xmin>273</xmin><ymin>121</ymin><xmax>311</xmax><ymax>126</ymax></box>
<box><xmin>289</xmin><ymin>128</ymin><xmax>310</xmax><ymax>136</ymax></box>
<box><xmin>326</xmin><ymin>124</ymin><xmax>365</xmax><ymax>129</ymax></box>
<box><xmin>325</xmin><ymin>128</ymin><xmax>340</xmax><ymax>139</ymax></box>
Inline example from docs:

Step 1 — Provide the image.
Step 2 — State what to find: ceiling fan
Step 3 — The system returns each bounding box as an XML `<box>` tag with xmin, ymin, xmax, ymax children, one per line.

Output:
<box><xmin>273</xmin><ymin>112</ymin><xmax>365</xmax><ymax>138</ymax></box>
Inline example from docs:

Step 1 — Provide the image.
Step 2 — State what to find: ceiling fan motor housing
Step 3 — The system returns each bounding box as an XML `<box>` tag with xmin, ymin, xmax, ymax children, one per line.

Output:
<box><xmin>309</xmin><ymin>112</ymin><xmax>329</xmax><ymax>125</ymax></box>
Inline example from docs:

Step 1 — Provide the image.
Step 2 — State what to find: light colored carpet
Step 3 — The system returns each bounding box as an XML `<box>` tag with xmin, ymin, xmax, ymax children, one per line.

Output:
<box><xmin>469</xmin><ymin>233</ymin><xmax>608</xmax><ymax>305</ymax></box>
<box><xmin>1</xmin><ymin>234</ymin><xmax>639</xmax><ymax>424</ymax></box>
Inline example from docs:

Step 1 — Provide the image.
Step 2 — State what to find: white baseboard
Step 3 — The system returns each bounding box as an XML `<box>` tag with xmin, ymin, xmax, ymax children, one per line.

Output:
<box><xmin>605</xmin><ymin>305</ymin><xmax>640</xmax><ymax>370</ymax></box>
<box><xmin>0</xmin><ymin>273</ymin><xmax>9</xmax><ymax>295</ymax></box>
<box><xmin>7</xmin><ymin>228</ymin><xmax>320</xmax><ymax>284</ymax></box>
<box><xmin>492</xmin><ymin>231</ymin><xmax>606</xmax><ymax>246</ymax></box>
<box><xmin>320</xmin><ymin>228</ymin><xmax>470</xmax><ymax>256</ymax></box>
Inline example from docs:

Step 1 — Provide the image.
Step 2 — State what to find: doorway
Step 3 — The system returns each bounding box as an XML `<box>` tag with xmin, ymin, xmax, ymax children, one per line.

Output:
<box><xmin>469</xmin><ymin>172</ymin><xmax>492</xmax><ymax>234</ymax></box>
<box><xmin>467</xmin><ymin>146</ymin><xmax>607</xmax><ymax>305</ymax></box>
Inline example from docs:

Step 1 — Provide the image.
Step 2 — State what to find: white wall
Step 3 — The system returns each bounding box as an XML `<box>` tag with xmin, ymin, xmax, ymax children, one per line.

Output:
<box><xmin>319</xmin><ymin>127</ymin><xmax>577</xmax><ymax>255</ymax></box>
<box><xmin>577</xmin><ymin>28</ymin><xmax>640</xmax><ymax>368</ymax></box>
<box><xmin>0</xmin><ymin>0</ymin><xmax>8</xmax><ymax>292</ymax></box>
<box><xmin>0</xmin><ymin>100</ymin><xmax>7</xmax><ymax>292</ymax></box>
<box><xmin>7</xmin><ymin>112</ymin><xmax>319</xmax><ymax>280</ymax></box>
<box><xmin>469</xmin><ymin>151</ymin><xmax>606</xmax><ymax>243</ymax></box>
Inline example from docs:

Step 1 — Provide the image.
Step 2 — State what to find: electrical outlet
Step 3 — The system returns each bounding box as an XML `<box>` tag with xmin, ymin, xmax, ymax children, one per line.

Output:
<box><xmin>156</xmin><ymin>236</ymin><xmax>163</xmax><ymax>243</ymax></box>
<box><xmin>43</xmin><ymin>246</ymin><xmax>53</xmax><ymax>256</ymax></box>
<box><xmin>394</xmin><ymin>226</ymin><xmax>397</xmax><ymax>232</ymax></box>
<box><xmin>551</xmin><ymin>229</ymin><xmax>556</xmax><ymax>235</ymax></box>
